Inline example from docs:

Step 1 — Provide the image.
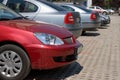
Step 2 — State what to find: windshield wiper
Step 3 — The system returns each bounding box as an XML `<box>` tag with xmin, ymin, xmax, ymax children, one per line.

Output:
<box><xmin>0</xmin><ymin>18</ymin><xmax>11</xmax><ymax>21</ymax></box>
<box><xmin>0</xmin><ymin>17</ymin><xmax>28</xmax><ymax>21</ymax></box>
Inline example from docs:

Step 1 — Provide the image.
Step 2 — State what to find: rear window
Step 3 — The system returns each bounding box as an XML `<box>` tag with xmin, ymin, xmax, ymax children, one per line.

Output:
<box><xmin>37</xmin><ymin>0</ymin><xmax>67</xmax><ymax>11</ymax></box>
<box><xmin>89</xmin><ymin>6</ymin><xmax>94</xmax><ymax>9</ymax></box>
<box><xmin>75</xmin><ymin>5</ymin><xmax>92</xmax><ymax>13</ymax></box>
<box><xmin>61</xmin><ymin>5</ymin><xmax>75</xmax><ymax>11</ymax></box>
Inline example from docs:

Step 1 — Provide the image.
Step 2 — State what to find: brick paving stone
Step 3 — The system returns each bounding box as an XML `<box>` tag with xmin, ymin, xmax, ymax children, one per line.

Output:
<box><xmin>66</xmin><ymin>14</ymin><xmax>120</xmax><ymax>80</ymax></box>
<box><xmin>25</xmin><ymin>14</ymin><xmax>120</xmax><ymax>80</ymax></box>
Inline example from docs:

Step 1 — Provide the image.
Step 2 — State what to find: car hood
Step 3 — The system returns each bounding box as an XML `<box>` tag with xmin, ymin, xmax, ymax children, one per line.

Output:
<box><xmin>0</xmin><ymin>20</ymin><xmax>73</xmax><ymax>38</ymax></box>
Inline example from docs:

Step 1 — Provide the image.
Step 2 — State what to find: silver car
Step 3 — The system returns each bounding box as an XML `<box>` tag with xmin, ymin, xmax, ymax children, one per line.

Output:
<box><xmin>88</xmin><ymin>6</ymin><xmax>109</xmax><ymax>15</ymax></box>
<box><xmin>60</xmin><ymin>4</ymin><xmax>101</xmax><ymax>34</ymax></box>
<box><xmin>100</xmin><ymin>14</ymin><xmax>111</xmax><ymax>26</ymax></box>
<box><xmin>2</xmin><ymin>0</ymin><xmax>82</xmax><ymax>37</ymax></box>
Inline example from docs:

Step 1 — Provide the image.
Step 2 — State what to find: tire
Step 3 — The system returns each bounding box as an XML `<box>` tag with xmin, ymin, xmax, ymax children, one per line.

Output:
<box><xmin>79</xmin><ymin>29</ymin><xmax>83</xmax><ymax>36</ymax></box>
<box><xmin>82</xmin><ymin>31</ymin><xmax>86</xmax><ymax>35</ymax></box>
<box><xmin>107</xmin><ymin>16</ymin><xmax>111</xmax><ymax>24</ymax></box>
<box><xmin>102</xmin><ymin>12</ymin><xmax>108</xmax><ymax>15</ymax></box>
<box><xmin>0</xmin><ymin>44</ymin><xmax>31</xmax><ymax>80</ymax></box>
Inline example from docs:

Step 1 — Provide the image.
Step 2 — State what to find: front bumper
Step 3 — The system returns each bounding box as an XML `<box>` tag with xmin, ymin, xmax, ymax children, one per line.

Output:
<box><xmin>100</xmin><ymin>17</ymin><xmax>110</xmax><ymax>26</ymax></box>
<box><xmin>101</xmin><ymin>19</ymin><xmax>107</xmax><ymax>26</ymax></box>
<box><xmin>25</xmin><ymin>41</ymin><xmax>83</xmax><ymax>70</ymax></box>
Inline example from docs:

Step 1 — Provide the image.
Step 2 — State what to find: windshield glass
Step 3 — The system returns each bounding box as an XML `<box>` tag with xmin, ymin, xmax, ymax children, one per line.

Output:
<box><xmin>0</xmin><ymin>3</ymin><xmax>23</xmax><ymax>20</ymax></box>
<box><xmin>0</xmin><ymin>0</ymin><xmax>3</xmax><ymax>3</ymax></box>
<box><xmin>37</xmin><ymin>0</ymin><xmax>67</xmax><ymax>11</ymax></box>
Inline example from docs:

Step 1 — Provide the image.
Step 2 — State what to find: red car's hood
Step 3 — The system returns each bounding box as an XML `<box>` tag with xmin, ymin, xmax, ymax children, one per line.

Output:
<box><xmin>0</xmin><ymin>20</ymin><xmax>73</xmax><ymax>38</ymax></box>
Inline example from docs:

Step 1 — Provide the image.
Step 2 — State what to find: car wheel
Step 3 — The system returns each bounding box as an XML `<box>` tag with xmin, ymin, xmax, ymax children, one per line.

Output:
<box><xmin>0</xmin><ymin>44</ymin><xmax>31</xmax><ymax>80</ymax></box>
<box><xmin>107</xmin><ymin>16</ymin><xmax>111</xmax><ymax>24</ymax></box>
<box><xmin>102</xmin><ymin>12</ymin><xmax>108</xmax><ymax>15</ymax></box>
<box><xmin>82</xmin><ymin>31</ymin><xmax>86</xmax><ymax>35</ymax></box>
<box><xmin>79</xmin><ymin>29</ymin><xmax>83</xmax><ymax>36</ymax></box>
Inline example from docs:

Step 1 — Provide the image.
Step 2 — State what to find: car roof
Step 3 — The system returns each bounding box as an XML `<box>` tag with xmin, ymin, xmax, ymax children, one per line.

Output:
<box><xmin>36</xmin><ymin>0</ymin><xmax>67</xmax><ymax>11</ymax></box>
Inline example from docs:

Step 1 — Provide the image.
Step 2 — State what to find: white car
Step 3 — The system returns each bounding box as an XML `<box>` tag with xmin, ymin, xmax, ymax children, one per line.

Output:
<box><xmin>106</xmin><ymin>9</ymin><xmax>115</xmax><ymax>14</ymax></box>
<box><xmin>88</xmin><ymin>6</ymin><xmax>109</xmax><ymax>15</ymax></box>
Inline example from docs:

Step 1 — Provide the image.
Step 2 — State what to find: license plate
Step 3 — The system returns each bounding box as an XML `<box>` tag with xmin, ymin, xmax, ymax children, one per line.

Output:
<box><xmin>76</xmin><ymin>43</ymin><xmax>83</xmax><ymax>54</ymax></box>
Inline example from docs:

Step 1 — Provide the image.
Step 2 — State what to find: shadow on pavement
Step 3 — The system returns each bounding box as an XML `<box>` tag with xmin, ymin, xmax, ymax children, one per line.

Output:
<box><xmin>82</xmin><ymin>32</ymin><xmax>100</xmax><ymax>36</ymax></box>
<box><xmin>105</xmin><ymin>25</ymin><xmax>110</xmax><ymax>27</ymax></box>
<box><xmin>99</xmin><ymin>24</ymin><xmax>110</xmax><ymax>29</ymax></box>
<box><xmin>25</xmin><ymin>62</ymin><xmax>83</xmax><ymax>80</ymax></box>
<box><xmin>99</xmin><ymin>26</ymin><xmax>108</xmax><ymax>29</ymax></box>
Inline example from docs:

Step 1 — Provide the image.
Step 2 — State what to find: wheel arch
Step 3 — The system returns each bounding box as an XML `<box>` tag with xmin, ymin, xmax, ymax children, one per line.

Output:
<box><xmin>0</xmin><ymin>40</ymin><xmax>31</xmax><ymax>63</ymax></box>
<box><xmin>0</xmin><ymin>40</ymin><xmax>32</xmax><ymax>80</ymax></box>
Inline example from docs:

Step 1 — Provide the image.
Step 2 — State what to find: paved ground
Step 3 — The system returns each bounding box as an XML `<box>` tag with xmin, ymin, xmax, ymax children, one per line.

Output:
<box><xmin>25</xmin><ymin>14</ymin><xmax>120</xmax><ymax>80</ymax></box>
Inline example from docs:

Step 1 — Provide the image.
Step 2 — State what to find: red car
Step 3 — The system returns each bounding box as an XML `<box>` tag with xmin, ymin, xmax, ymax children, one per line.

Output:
<box><xmin>0</xmin><ymin>4</ymin><xmax>83</xmax><ymax>80</ymax></box>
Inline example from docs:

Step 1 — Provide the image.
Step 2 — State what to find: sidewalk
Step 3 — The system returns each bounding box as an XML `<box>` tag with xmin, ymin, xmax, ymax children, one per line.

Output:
<box><xmin>73</xmin><ymin>14</ymin><xmax>120</xmax><ymax>80</ymax></box>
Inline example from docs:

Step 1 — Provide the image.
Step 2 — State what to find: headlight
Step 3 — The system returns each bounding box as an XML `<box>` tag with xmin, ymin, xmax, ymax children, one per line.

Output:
<box><xmin>34</xmin><ymin>33</ymin><xmax>64</xmax><ymax>45</ymax></box>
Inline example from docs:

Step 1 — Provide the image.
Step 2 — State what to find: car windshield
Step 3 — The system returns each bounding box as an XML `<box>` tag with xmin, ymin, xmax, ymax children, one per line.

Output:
<box><xmin>0</xmin><ymin>3</ymin><xmax>24</xmax><ymax>21</ymax></box>
<box><xmin>0</xmin><ymin>0</ymin><xmax>3</xmax><ymax>3</ymax></box>
<box><xmin>37</xmin><ymin>0</ymin><xmax>67</xmax><ymax>11</ymax></box>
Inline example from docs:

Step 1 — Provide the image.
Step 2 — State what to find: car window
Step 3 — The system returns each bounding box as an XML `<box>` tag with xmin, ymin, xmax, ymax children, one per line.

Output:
<box><xmin>20</xmin><ymin>1</ymin><xmax>38</xmax><ymax>12</ymax></box>
<box><xmin>0</xmin><ymin>3</ymin><xmax>22</xmax><ymax>20</ymax></box>
<box><xmin>6</xmin><ymin>1</ymin><xmax>38</xmax><ymax>12</ymax></box>
<box><xmin>89</xmin><ymin>6</ymin><xmax>94</xmax><ymax>9</ymax></box>
<box><xmin>0</xmin><ymin>9</ymin><xmax>14</xmax><ymax>20</ymax></box>
<box><xmin>75</xmin><ymin>5</ymin><xmax>92</xmax><ymax>13</ymax></box>
<box><xmin>61</xmin><ymin>6</ymin><xmax>75</xmax><ymax>11</ymax></box>
<box><xmin>37</xmin><ymin>0</ymin><xmax>67</xmax><ymax>11</ymax></box>
<box><xmin>96</xmin><ymin>6</ymin><xmax>101</xmax><ymax>9</ymax></box>
<box><xmin>0</xmin><ymin>0</ymin><xmax>3</xmax><ymax>3</ymax></box>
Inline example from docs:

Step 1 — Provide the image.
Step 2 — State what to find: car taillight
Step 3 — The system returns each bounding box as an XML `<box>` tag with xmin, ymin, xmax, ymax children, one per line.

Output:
<box><xmin>64</xmin><ymin>13</ymin><xmax>74</xmax><ymax>24</ymax></box>
<box><xmin>90</xmin><ymin>13</ymin><xmax>97</xmax><ymax>20</ymax></box>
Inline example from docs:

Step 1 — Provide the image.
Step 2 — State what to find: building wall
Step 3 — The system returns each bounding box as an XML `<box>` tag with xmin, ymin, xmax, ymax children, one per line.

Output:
<box><xmin>87</xmin><ymin>0</ymin><xmax>92</xmax><ymax>7</ymax></box>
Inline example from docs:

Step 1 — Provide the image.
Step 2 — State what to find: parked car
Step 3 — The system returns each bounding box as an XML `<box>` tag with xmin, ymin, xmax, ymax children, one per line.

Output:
<box><xmin>1</xmin><ymin>0</ymin><xmax>82</xmax><ymax>38</ymax></box>
<box><xmin>88</xmin><ymin>6</ymin><xmax>109</xmax><ymax>15</ymax></box>
<box><xmin>106</xmin><ymin>9</ymin><xmax>115</xmax><ymax>14</ymax></box>
<box><xmin>0</xmin><ymin>3</ymin><xmax>83</xmax><ymax>80</ymax></box>
<box><xmin>100</xmin><ymin>14</ymin><xmax>111</xmax><ymax>26</ymax></box>
<box><xmin>60</xmin><ymin>4</ymin><xmax>101</xmax><ymax>34</ymax></box>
